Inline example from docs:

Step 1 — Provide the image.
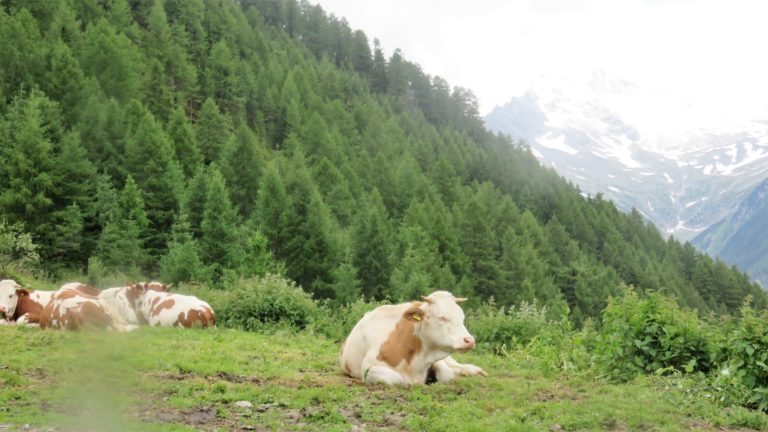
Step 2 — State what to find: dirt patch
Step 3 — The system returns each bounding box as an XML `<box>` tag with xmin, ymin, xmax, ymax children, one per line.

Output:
<box><xmin>534</xmin><ymin>383</ymin><xmax>583</xmax><ymax>402</ymax></box>
<box><xmin>686</xmin><ymin>419</ymin><xmax>760</xmax><ymax>432</ymax></box>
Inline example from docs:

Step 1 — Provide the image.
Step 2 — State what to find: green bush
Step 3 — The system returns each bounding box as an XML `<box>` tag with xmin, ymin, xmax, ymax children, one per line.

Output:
<box><xmin>218</xmin><ymin>274</ymin><xmax>319</xmax><ymax>331</ymax></box>
<box><xmin>467</xmin><ymin>299</ymin><xmax>552</xmax><ymax>355</ymax></box>
<box><xmin>597</xmin><ymin>288</ymin><xmax>715</xmax><ymax>381</ymax></box>
<box><xmin>714</xmin><ymin>303</ymin><xmax>768</xmax><ymax>411</ymax></box>
<box><xmin>312</xmin><ymin>297</ymin><xmax>388</xmax><ymax>341</ymax></box>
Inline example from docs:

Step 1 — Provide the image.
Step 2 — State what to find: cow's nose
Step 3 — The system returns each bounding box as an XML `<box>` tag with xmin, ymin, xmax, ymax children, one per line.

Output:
<box><xmin>464</xmin><ymin>336</ymin><xmax>475</xmax><ymax>348</ymax></box>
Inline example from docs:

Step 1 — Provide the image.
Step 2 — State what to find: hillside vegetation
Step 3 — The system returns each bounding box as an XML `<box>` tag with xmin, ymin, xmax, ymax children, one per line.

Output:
<box><xmin>0</xmin><ymin>0</ymin><xmax>764</xmax><ymax>321</ymax></box>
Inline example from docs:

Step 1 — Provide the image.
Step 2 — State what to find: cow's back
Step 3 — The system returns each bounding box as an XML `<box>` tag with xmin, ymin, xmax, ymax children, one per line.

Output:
<box><xmin>143</xmin><ymin>292</ymin><xmax>215</xmax><ymax>328</ymax></box>
<box><xmin>40</xmin><ymin>284</ymin><xmax>116</xmax><ymax>331</ymax></box>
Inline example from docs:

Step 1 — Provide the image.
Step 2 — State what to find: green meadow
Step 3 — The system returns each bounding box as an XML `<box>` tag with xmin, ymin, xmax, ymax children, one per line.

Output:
<box><xmin>2</xmin><ymin>325</ymin><xmax>767</xmax><ymax>432</ymax></box>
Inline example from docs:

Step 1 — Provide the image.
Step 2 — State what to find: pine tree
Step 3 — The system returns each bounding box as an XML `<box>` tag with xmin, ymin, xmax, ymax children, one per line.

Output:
<box><xmin>221</xmin><ymin>124</ymin><xmax>265</xmax><ymax>218</ymax></box>
<box><xmin>95</xmin><ymin>176</ymin><xmax>149</xmax><ymax>275</ymax></box>
<box><xmin>78</xmin><ymin>18</ymin><xmax>145</xmax><ymax>102</ymax></box>
<box><xmin>166</xmin><ymin>107</ymin><xmax>202</xmax><ymax>178</ymax></box>
<box><xmin>256</xmin><ymin>162</ymin><xmax>291</xmax><ymax>260</ymax></box>
<box><xmin>124</xmin><ymin>109</ymin><xmax>183</xmax><ymax>259</ymax></box>
<box><xmin>282</xmin><ymin>156</ymin><xmax>340</xmax><ymax>297</ymax></box>
<box><xmin>196</xmin><ymin>97</ymin><xmax>232</xmax><ymax>164</ymax></box>
<box><xmin>351</xmin><ymin>189</ymin><xmax>393</xmax><ymax>299</ymax></box>
<box><xmin>200</xmin><ymin>164</ymin><xmax>242</xmax><ymax>282</ymax></box>
<box><xmin>160</xmin><ymin>211</ymin><xmax>206</xmax><ymax>284</ymax></box>
<box><xmin>0</xmin><ymin>91</ymin><xmax>60</xmax><ymax>258</ymax></box>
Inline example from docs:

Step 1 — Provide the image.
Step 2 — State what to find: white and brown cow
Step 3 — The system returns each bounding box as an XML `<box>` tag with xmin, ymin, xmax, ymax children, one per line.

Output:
<box><xmin>0</xmin><ymin>279</ymin><xmax>54</xmax><ymax>326</ymax></box>
<box><xmin>98</xmin><ymin>282</ymin><xmax>169</xmax><ymax>326</ymax></box>
<box><xmin>40</xmin><ymin>282</ymin><xmax>132</xmax><ymax>331</ymax></box>
<box><xmin>340</xmin><ymin>291</ymin><xmax>487</xmax><ymax>385</ymax></box>
<box><xmin>141</xmin><ymin>289</ymin><xmax>215</xmax><ymax>328</ymax></box>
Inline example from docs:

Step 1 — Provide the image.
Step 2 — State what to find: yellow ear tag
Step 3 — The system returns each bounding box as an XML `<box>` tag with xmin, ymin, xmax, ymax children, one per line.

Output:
<box><xmin>413</xmin><ymin>314</ymin><xmax>421</xmax><ymax>321</ymax></box>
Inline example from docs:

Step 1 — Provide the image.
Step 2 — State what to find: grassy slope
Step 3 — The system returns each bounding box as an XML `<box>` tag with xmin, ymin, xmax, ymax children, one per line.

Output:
<box><xmin>1</xmin><ymin>326</ymin><xmax>766</xmax><ymax>432</ymax></box>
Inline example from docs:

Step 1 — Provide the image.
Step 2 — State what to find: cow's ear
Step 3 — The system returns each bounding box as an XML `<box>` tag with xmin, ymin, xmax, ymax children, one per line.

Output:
<box><xmin>15</xmin><ymin>288</ymin><xmax>29</xmax><ymax>297</ymax></box>
<box><xmin>404</xmin><ymin>307</ymin><xmax>425</xmax><ymax>322</ymax></box>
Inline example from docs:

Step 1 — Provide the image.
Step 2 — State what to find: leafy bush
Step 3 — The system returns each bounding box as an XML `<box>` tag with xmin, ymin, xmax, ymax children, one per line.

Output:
<box><xmin>312</xmin><ymin>297</ymin><xmax>388</xmax><ymax>341</ymax></box>
<box><xmin>218</xmin><ymin>274</ymin><xmax>319</xmax><ymax>331</ymax></box>
<box><xmin>597</xmin><ymin>288</ymin><xmax>715</xmax><ymax>381</ymax></box>
<box><xmin>467</xmin><ymin>299</ymin><xmax>552</xmax><ymax>355</ymax></box>
<box><xmin>85</xmin><ymin>256</ymin><xmax>136</xmax><ymax>288</ymax></box>
<box><xmin>0</xmin><ymin>220</ymin><xmax>39</xmax><ymax>275</ymax></box>
<box><xmin>714</xmin><ymin>303</ymin><xmax>768</xmax><ymax>411</ymax></box>
<box><xmin>172</xmin><ymin>282</ymin><xmax>234</xmax><ymax>317</ymax></box>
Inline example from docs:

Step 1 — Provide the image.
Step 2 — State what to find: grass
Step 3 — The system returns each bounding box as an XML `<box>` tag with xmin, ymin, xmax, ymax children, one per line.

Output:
<box><xmin>1</xmin><ymin>326</ymin><xmax>767</xmax><ymax>431</ymax></box>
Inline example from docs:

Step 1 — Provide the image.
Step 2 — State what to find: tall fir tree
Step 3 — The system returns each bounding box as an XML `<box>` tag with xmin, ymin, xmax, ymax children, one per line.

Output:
<box><xmin>351</xmin><ymin>189</ymin><xmax>394</xmax><ymax>299</ymax></box>
<box><xmin>123</xmin><ymin>109</ymin><xmax>183</xmax><ymax>260</ymax></box>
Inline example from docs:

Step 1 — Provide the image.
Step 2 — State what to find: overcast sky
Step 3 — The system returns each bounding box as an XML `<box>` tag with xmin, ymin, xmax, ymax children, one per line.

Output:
<box><xmin>312</xmin><ymin>0</ymin><xmax>768</xmax><ymax>126</ymax></box>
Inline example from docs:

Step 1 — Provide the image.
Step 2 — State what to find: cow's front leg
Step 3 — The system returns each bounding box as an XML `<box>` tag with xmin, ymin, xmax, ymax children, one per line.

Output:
<box><xmin>363</xmin><ymin>364</ymin><xmax>407</xmax><ymax>385</ymax></box>
<box><xmin>438</xmin><ymin>355</ymin><xmax>487</xmax><ymax>378</ymax></box>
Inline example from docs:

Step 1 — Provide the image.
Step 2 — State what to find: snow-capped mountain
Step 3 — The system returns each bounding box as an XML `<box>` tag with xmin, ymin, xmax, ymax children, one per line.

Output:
<box><xmin>484</xmin><ymin>72</ymin><xmax>768</xmax><ymax>243</ymax></box>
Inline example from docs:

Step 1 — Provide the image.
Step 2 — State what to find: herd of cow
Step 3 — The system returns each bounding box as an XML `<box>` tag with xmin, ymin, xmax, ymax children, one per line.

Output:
<box><xmin>0</xmin><ymin>279</ymin><xmax>215</xmax><ymax>331</ymax></box>
<box><xmin>1</xmin><ymin>279</ymin><xmax>485</xmax><ymax>385</ymax></box>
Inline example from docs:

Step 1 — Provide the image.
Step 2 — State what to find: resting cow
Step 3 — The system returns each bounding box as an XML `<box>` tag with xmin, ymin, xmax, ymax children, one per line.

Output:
<box><xmin>340</xmin><ymin>291</ymin><xmax>487</xmax><ymax>385</ymax></box>
<box><xmin>98</xmin><ymin>282</ymin><xmax>169</xmax><ymax>326</ymax></box>
<box><xmin>0</xmin><ymin>279</ymin><xmax>54</xmax><ymax>326</ymax></box>
<box><xmin>141</xmin><ymin>289</ymin><xmax>215</xmax><ymax>328</ymax></box>
<box><xmin>40</xmin><ymin>282</ymin><xmax>132</xmax><ymax>331</ymax></box>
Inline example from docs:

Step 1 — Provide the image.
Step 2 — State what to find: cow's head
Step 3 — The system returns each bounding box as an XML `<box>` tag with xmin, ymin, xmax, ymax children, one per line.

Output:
<box><xmin>126</xmin><ymin>282</ymin><xmax>170</xmax><ymax>315</ymax></box>
<box><xmin>0</xmin><ymin>279</ymin><xmax>23</xmax><ymax>320</ymax></box>
<box><xmin>406</xmin><ymin>291</ymin><xmax>475</xmax><ymax>353</ymax></box>
<box><xmin>146</xmin><ymin>281</ymin><xmax>170</xmax><ymax>292</ymax></box>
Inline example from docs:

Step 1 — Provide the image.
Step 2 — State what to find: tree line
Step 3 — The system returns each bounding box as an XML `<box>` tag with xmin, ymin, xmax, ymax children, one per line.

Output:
<box><xmin>0</xmin><ymin>0</ymin><xmax>764</xmax><ymax>322</ymax></box>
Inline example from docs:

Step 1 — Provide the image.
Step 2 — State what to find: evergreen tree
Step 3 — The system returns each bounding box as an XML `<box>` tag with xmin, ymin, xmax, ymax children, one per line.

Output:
<box><xmin>160</xmin><ymin>211</ymin><xmax>205</xmax><ymax>284</ymax></box>
<box><xmin>256</xmin><ymin>162</ymin><xmax>291</xmax><ymax>260</ymax></box>
<box><xmin>95</xmin><ymin>176</ymin><xmax>149</xmax><ymax>275</ymax></box>
<box><xmin>166</xmin><ymin>107</ymin><xmax>202</xmax><ymax>178</ymax></box>
<box><xmin>0</xmin><ymin>91</ymin><xmax>61</xmax><ymax>258</ymax></box>
<box><xmin>124</xmin><ymin>109</ymin><xmax>183</xmax><ymax>259</ymax></box>
<box><xmin>200</xmin><ymin>164</ymin><xmax>242</xmax><ymax>282</ymax></box>
<box><xmin>351</xmin><ymin>189</ymin><xmax>393</xmax><ymax>299</ymax></box>
<box><xmin>282</xmin><ymin>155</ymin><xmax>340</xmax><ymax>297</ymax></box>
<box><xmin>78</xmin><ymin>18</ymin><xmax>145</xmax><ymax>102</ymax></box>
<box><xmin>196</xmin><ymin>97</ymin><xmax>232</xmax><ymax>164</ymax></box>
<box><xmin>221</xmin><ymin>124</ymin><xmax>265</xmax><ymax>218</ymax></box>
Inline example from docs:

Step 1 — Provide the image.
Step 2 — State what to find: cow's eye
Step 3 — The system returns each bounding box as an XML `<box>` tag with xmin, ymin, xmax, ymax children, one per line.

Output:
<box><xmin>438</xmin><ymin>316</ymin><xmax>449</xmax><ymax>323</ymax></box>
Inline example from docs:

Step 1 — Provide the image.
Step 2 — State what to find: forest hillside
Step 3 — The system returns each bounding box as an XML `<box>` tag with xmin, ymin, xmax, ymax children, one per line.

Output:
<box><xmin>0</xmin><ymin>0</ymin><xmax>764</xmax><ymax>321</ymax></box>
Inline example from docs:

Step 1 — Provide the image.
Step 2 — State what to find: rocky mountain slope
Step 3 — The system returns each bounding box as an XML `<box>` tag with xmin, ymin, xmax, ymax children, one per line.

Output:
<box><xmin>485</xmin><ymin>73</ymin><xmax>768</xmax><ymax>243</ymax></box>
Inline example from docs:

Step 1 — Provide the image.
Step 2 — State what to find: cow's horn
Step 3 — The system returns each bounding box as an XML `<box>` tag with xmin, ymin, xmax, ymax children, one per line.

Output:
<box><xmin>454</xmin><ymin>297</ymin><xmax>468</xmax><ymax>303</ymax></box>
<box><xmin>421</xmin><ymin>295</ymin><xmax>434</xmax><ymax>304</ymax></box>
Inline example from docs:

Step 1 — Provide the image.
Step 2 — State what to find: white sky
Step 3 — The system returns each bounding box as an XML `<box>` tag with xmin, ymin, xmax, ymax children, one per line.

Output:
<box><xmin>312</xmin><ymin>0</ymin><xmax>768</xmax><ymax>126</ymax></box>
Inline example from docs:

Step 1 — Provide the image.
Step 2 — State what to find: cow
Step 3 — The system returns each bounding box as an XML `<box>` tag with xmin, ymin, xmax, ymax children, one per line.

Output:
<box><xmin>98</xmin><ymin>282</ymin><xmax>169</xmax><ymax>326</ymax></box>
<box><xmin>0</xmin><ymin>279</ymin><xmax>54</xmax><ymax>326</ymax></box>
<box><xmin>339</xmin><ymin>291</ymin><xmax>487</xmax><ymax>385</ymax></box>
<box><xmin>141</xmin><ymin>288</ymin><xmax>215</xmax><ymax>328</ymax></box>
<box><xmin>39</xmin><ymin>282</ymin><xmax>134</xmax><ymax>331</ymax></box>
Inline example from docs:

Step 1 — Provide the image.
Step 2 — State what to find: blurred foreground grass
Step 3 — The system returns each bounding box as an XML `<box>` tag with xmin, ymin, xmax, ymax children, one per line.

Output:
<box><xmin>1</xmin><ymin>326</ymin><xmax>767</xmax><ymax>431</ymax></box>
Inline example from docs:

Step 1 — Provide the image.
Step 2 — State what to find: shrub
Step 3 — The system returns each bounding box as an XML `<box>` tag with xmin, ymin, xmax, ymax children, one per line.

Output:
<box><xmin>218</xmin><ymin>274</ymin><xmax>319</xmax><ymax>331</ymax></box>
<box><xmin>467</xmin><ymin>299</ymin><xmax>552</xmax><ymax>355</ymax></box>
<box><xmin>714</xmin><ymin>303</ymin><xmax>768</xmax><ymax>411</ymax></box>
<box><xmin>597</xmin><ymin>288</ymin><xmax>715</xmax><ymax>381</ymax></box>
<box><xmin>312</xmin><ymin>297</ymin><xmax>388</xmax><ymax>341</ymax></box>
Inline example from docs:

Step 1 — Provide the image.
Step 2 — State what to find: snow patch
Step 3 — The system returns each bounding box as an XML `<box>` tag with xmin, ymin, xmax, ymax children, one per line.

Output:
<box><xmin>663</xmin><ymin>173</ymin><xmax>673</xmax><ymax>184</ymax></box>
<box><xmin>536</xmin><ymin>133</ymin><xmax>578</xmax><ymax>155</ymax></box>
<box><xmin>608</xmin><ymin>186</ymin><xmax>621</xmax><ymax>192</ymax></box>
